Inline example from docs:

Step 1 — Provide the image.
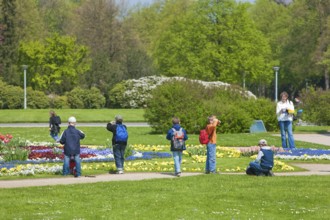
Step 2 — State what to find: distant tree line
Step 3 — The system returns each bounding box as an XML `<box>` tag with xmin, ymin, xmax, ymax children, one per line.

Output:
<box><xmin>1</xmin><ymin>0</ymin><xmax>330</xmax><ymax>107</ymax></box>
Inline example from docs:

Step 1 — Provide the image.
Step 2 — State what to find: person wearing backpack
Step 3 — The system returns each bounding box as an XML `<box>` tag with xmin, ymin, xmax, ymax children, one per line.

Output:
<box><xmin>49</xmin><ymin>110</ymin><xmax>61</xmax><ymax>142</ymax></box>
<box><xmin>166</xmin><ymin>117</ymin><xmax>188</xmax><ymax>177</ymax></box>
<box><xmin>106</xmin><ymin>115</ymin><xmax>128</xmax><ymax>174</ymax></box>
<box><xmin>205</xmin><ymin>115</ymin><xmax>221</xmax><ymax>174</ymax></box>
<box><xmin>59</xmin><ymin>116</ymin><xmax>85</xmax><ymax>177</ymax></box>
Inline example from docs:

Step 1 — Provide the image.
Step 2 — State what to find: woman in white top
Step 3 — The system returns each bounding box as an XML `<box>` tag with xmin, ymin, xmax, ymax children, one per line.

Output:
<box><xmin>276</xmin><ymin>91</ymin><xmax>295</xmax><ymax>149</ymax></box>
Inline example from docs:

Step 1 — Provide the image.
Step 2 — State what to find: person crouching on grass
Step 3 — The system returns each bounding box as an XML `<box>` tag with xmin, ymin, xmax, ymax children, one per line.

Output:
<box><xmin>246</xmin><ymin>139</ymin><xmax>274</xmax><ymax>176</ymax></box>
<box><xmin>59</xmin><ymin>116</ymin><xmax>85</xmax><ymax>177</ymax></box>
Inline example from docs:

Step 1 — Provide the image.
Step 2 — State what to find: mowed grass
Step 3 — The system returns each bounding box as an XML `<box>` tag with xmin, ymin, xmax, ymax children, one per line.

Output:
<box><xmin>1</xmin><ymin>110</ymin><xmax>330</xmax><ymax>219</ymax></box>
<box><xmin>0</xmin><ymin>109</ymin><xmax>145</xmax><ymax>122</ymax></box>
<box><xmin>0</xmin><ymin>175</ymin><xmax>329</xmax><ymax>219</ymax></box>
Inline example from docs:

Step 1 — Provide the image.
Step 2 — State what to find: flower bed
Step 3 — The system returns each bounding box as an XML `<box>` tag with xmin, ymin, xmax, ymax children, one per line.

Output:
<box><xmin>275</xmin><ymin>148</ymin><xmax>330</xmax><ymax>160</ymax></box>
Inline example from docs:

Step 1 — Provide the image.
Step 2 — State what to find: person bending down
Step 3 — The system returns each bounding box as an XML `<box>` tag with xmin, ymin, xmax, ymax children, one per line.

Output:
<box><xmin>246</xmin><ymin>139</ymin><xmax>274</xmax><ymax>176</ymax></box>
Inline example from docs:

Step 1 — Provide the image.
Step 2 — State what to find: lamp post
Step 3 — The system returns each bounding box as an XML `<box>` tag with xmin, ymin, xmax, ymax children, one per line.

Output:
<box><xmin>273</xmin><ymin>66</ymin><xmax>280</xmax><ymax>102</ymax></box>
<box><xmin>22</xmin><ymin>65</ymin><xmax>28</xmax><ymax>109</ymax></box>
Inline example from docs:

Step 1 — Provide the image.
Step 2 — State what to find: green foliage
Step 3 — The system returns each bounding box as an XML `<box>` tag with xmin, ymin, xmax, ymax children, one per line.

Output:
<box><xmin>301</xmin><ymin>88</ymin><xmax>330</xmax><ymax>125</ymax></box>
<box><xmin>0</xmin><ymin>137</ymin><xmax>29</xmax><ymax>162</ymax></box>
<box><xmin>18</xmin><ymin>33</ymin><xmax>91</xmax><ymax>94</ymax></box>
<box><xmin>145</xmin><ymin>80</ymin><xmax>277</xmax><ymax>134</ymax></box>
<box><xmin>27</xmin><ymin>88</ymin><xmax>49</xmax><ymax>109</ymax></box>
<box><xmin>145</xmin><ymin>80</ymin><xmax>209</xmax><ymax>133</ymax></box>
<box><xmin>151</xmin><ymin>0</ymin><xmax>273</xmax><ymax>86</ymax></box>
<box><xmin>49</xmin><ymin>94</ymin><xmax>69</xmax><ymax>109</ymax></box>
<box><xmin>66</xmin><ymin>87</ymin><xmax>105</xmax><ymax>109</ymax></box>
<box><xmin>0</xmin><ymin>84</ymin><xmax>23</xmax><ymax>109</ymax></box>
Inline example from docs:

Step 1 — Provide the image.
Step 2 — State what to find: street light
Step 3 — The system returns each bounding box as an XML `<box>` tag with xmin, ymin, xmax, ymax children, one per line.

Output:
<box><xmin>273</xmin><ymin>66</ymin><xmax>280</xmax><ymax>102</ymax></box>
<box><xmin>22</xmin><ymin>65</ymin><xmax>28</xmax><ymax>109</ymax></box>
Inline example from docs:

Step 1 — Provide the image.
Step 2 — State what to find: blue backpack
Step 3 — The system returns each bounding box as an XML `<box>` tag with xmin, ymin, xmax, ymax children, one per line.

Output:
<box><xmin>115</xmin><ymin>124</ymin><xmax>128</xmax><ymax>142</ymax></box>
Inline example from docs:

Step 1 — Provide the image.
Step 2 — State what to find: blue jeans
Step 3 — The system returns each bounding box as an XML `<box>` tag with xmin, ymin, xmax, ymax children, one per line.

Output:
<box><xmin>247</xmin><ymin>161</ymin><xmax>271</xmax><ymax>176</ymax></box>
<box><xmin>206</xmin><ymin>143</ymin><xmax>216</xmax><ymax>173</ymax></box>
<box><xmin>50</xmin><ymin>132</ymin><xmax>59</xmax><ymax>141</ymax></box>
<box><xmin>63</xmin><ymin>154</ymin><xmax>81</xmax><ymax>176</ymax></box>
<box><xmin>113</xmin><ymin>144</ymin><xmax>126</xmax><ymax>171</ymax></box>
<box><xmin>279</xmin><ymin>121</ymin><xmax>295</xmax><ymax>149</ymax></box>
<box><xmin>172</xmin><ymin>151</ymin><xmax>182</xmax><ymax>174</ymax></box>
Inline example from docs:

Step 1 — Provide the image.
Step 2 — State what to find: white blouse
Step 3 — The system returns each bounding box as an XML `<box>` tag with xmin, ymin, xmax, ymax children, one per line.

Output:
<box><xmin>276</xmin><ymin>100</ymin><xmax>294</xmax><ymax>121</ymax></box>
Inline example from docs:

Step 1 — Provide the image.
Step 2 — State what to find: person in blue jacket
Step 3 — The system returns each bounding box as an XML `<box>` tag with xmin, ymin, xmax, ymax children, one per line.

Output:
<box><xmin>166</xmin><ymin>117</ymin><xmax>188</xmax><ymax>177</ymax></box>
<box><xmin>246</xmin><ymin>139</ymin><xmax>274</xmax><ymax>176</ymax></box>
<box><xmin>60</xmin><ymin>116</ymin><xmax>85</xmax><ymax>177</ymax></box>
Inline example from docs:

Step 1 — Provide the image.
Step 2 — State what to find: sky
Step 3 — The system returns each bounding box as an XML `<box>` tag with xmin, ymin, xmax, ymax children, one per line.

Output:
<box><xmin>130</xmin><ymin>0</ymin><xmax>255</xmax><ymax>7</ymax></box>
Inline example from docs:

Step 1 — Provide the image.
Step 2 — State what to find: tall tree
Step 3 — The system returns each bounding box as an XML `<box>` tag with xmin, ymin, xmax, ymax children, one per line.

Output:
<box><xmin>68</xmin><ymin>0</ymin><xmax>124</xmax><ymax>94</ymax></box>
<box><xmin>19</xmin><ymin>34</ymin><xmax>90</xmax><ymax>94</ymax></box>
<box><xmin>0</xmin><ymin>0</ymin><xmax>19</xmax><ymax>84</ymax></box>
<box><xmin>151</xmin><ymin>0</ymin><xmax>273</xmax><ymax>92</ymax></box>
<box><xmin>15</xmin><ymin>0</ymin><xmax>47</xmax><ymax>42</ymax></box>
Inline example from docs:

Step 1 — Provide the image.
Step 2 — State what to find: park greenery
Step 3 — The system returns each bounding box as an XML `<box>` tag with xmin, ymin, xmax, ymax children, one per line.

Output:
<box><xmin>0</xmin><ymin>111</ymin><xmax>330</xmax><ymax>219</ymax></box>
<box><xmin>1</xmin><ymin>0</ymin><xmax>330</xmax><ymax>106</ymax></box>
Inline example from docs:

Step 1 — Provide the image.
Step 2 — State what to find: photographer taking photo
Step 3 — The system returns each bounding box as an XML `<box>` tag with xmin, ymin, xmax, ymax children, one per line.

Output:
<box><xmin>276</xmin><ymin>91</ymin><xmax>295</xmax><ymax>149</ymax></box>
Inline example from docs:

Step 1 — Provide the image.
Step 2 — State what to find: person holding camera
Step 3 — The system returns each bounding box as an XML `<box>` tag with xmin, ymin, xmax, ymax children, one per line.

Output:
<box><xmin>205</xmin><ymin>115</ymin><xmax>221</xmax><ymax>174</ymax></box>
<box><xmin>276</xmin><ymin>91</ymin><xmax>295</xmax><ymax>149</ymax></box>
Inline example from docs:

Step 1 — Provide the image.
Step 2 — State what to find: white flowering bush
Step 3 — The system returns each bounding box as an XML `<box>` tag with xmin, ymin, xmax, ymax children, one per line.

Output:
<box><xmin>109</xmin><ymin>75</ymin><xmax>256</xmax><ymax>108</ymax></box>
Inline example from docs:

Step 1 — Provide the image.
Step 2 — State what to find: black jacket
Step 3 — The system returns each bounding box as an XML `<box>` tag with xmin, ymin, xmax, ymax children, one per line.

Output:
<box><xmin>60</xmin><ymin>125</ymin><xmax>85</xmax><ymax>156</ymax></box>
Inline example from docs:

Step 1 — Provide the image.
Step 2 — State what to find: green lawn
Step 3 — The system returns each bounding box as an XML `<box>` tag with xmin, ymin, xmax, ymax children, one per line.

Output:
<box><xmin>0</xmin><ymin>175</ymin><xmax>329</xmax><ymax>219</ymax></box>
<box><xmin>1</xmin><ymin>109</ymin><xmax>330</xmax><ymax>219</ymax></box>
<box><xmin>0</xmin><ymin>109</ymin><xmax>145</xmax><ymax>123</ymax></box>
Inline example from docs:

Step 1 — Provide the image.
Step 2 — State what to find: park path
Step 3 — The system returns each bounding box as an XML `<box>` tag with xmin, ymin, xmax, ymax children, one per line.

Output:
<box><xmin>0</xmin><ymin>163</ymin><xmax>329</xmax><ymax>189</ymax></box>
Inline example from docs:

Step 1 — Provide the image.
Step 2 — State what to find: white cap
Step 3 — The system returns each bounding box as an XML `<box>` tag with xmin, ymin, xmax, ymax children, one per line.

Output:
<box><xmin>68</xmin><ymin>116</ymin><xmax>76</xmax><ymax>123</ymax></box>
<box><xmin>258</xmin><ymin>139</ymin><xmax>267</xmax><ymax>145</ymax></box>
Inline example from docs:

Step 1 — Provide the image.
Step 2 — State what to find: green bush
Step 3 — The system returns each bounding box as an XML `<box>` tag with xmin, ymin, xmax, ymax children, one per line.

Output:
<box><xmin>144</xmin><ymin>80</ymin><xmax>209</xmax><ymax>133</ymax></box>
<box><xmin>27</xmin><ymin>88</ymin><xmax>49</xmax><ymax>109</ymax></box>
<box><xmin>109</xmin><ymin>76</ymin><xmax>259</xmax><ymax>109</ymax></box>
<box><xmin>49</xmin><ymin>94</ymin><xmax>69</xmax><ymax>109</ymax></box>
<box><xmin>145</xmin><ymin>80</ymin><xmax>278</xmax><ymax>134</ymax></box>
<box><xmin>0</xmin><ymin>85</ymin><xmax>24</xmax><ymax>109</ymax></box>
<box><xmin>67</xmin><ymin>87</ymin><xmax>105</xmax><ymax>109</ymax></box>
<box><xmin>301</xmin><ymin>88</ymin><xmax>330</xmax><ymax>125</ymax></box>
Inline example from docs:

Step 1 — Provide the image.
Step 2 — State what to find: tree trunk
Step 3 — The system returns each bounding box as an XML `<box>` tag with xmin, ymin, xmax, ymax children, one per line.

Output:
<box><xmin>325</xmin><ymin>68</ymin><xmax>329</xmax><ymax>90</ymax></box>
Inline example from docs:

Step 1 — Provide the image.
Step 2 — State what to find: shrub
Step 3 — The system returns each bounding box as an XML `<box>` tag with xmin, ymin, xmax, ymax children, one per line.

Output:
<box><xmin>27</xmin><ymin>88</ymin><xmax>49</xmax><ymax>109</ymax></box>
<box><xmin>109</xmin><ymin>75</ymin><xmax>256</xmax><ymax>108</ymax></box>
<box><xmin>67</xmin><ymin>87</ymin><xmax>105</xmax><ymax>109</ymax></box>
<box><xmin>300</xmin><ymin>88</ymin><xmax>330</xmax><ymax>125</ymax></box>
<box><xmin>144</xmin><ymin>80</ymin><xmax>210</xmax><ymax>133</ymax></box>
<box><xmin>145</xmin><ymin>80</ymin><xmax>278</xmax><ymax>134</ymax></box>
<box><xmin>49</xmin><ymin>94</ymin><xmax>69</xmax><ymax>109</ymax></box>
<box><xmin>0</xmin><ymin>85</ymin><xmax>23</xmax><ymax>109</ymax></box>
<box><xmin>67</xmin><ymin>87</ymin><xmax>85</xmax><ymax>108</ymax></box>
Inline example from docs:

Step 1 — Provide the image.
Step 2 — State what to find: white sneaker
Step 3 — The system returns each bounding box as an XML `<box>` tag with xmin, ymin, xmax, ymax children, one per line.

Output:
<box><xmin>116</xmin><ymin>170</ymin><xmax>124</xmax><ymax>174</ymax></box>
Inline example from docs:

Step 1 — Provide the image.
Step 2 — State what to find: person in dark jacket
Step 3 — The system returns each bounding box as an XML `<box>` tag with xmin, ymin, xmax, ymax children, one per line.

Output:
<box><xmin>106</xmin><ymin>115</ymin><xmax>128</xmax><ymax>174</ymax></box>
<box><xmin>166</xmin><ymin>117</ymin><xmax>188</xmax><ymax>177</ymax></box>
<box><xmin>49</xmin><ymin>110</ymin><xmax>61</xmax><ymax>142</ymax></box>
<box><xmin>60</xmin><ymin>116</ymin><xmax>85</xmax><ymax>177</ymax></box>
<box><xmin>246</xmin><ymin>139</ymin><xmax>274</xmax><ymax>176</ymax></box>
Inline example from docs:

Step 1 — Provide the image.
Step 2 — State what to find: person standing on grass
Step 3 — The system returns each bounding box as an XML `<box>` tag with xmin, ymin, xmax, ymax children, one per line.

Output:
<box><xmin>276</xmin><ymin>91</ymin><xmax>296</xmax><ymax>149</ymax></box>
<box><xmin>49</xmin><ymin>110</ymin><xmax>61</xmax><ymax>142</ymax></box>
<box><xmin>246</xmin><ymin>139</ymin><xmax>274</xmax><ymax>176</ymax></box>
<box><xmin>106</xmin><ymin>115</ymin><xmax>128</xmax><ymax>174</ymax></box>
<box><xmin>205</xmin><ymin>115</ymin><xmax>221</xmax><ymax>174</ymax></box>
<box><xmin>60</xmin><ymin>116</ymin><xmax>85</xmax><ymax>177</ymax></box>
<box><xmin>166</xmin><ymin>117</ymin><xmax>188</xmax><ymax>177</ymax></box>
